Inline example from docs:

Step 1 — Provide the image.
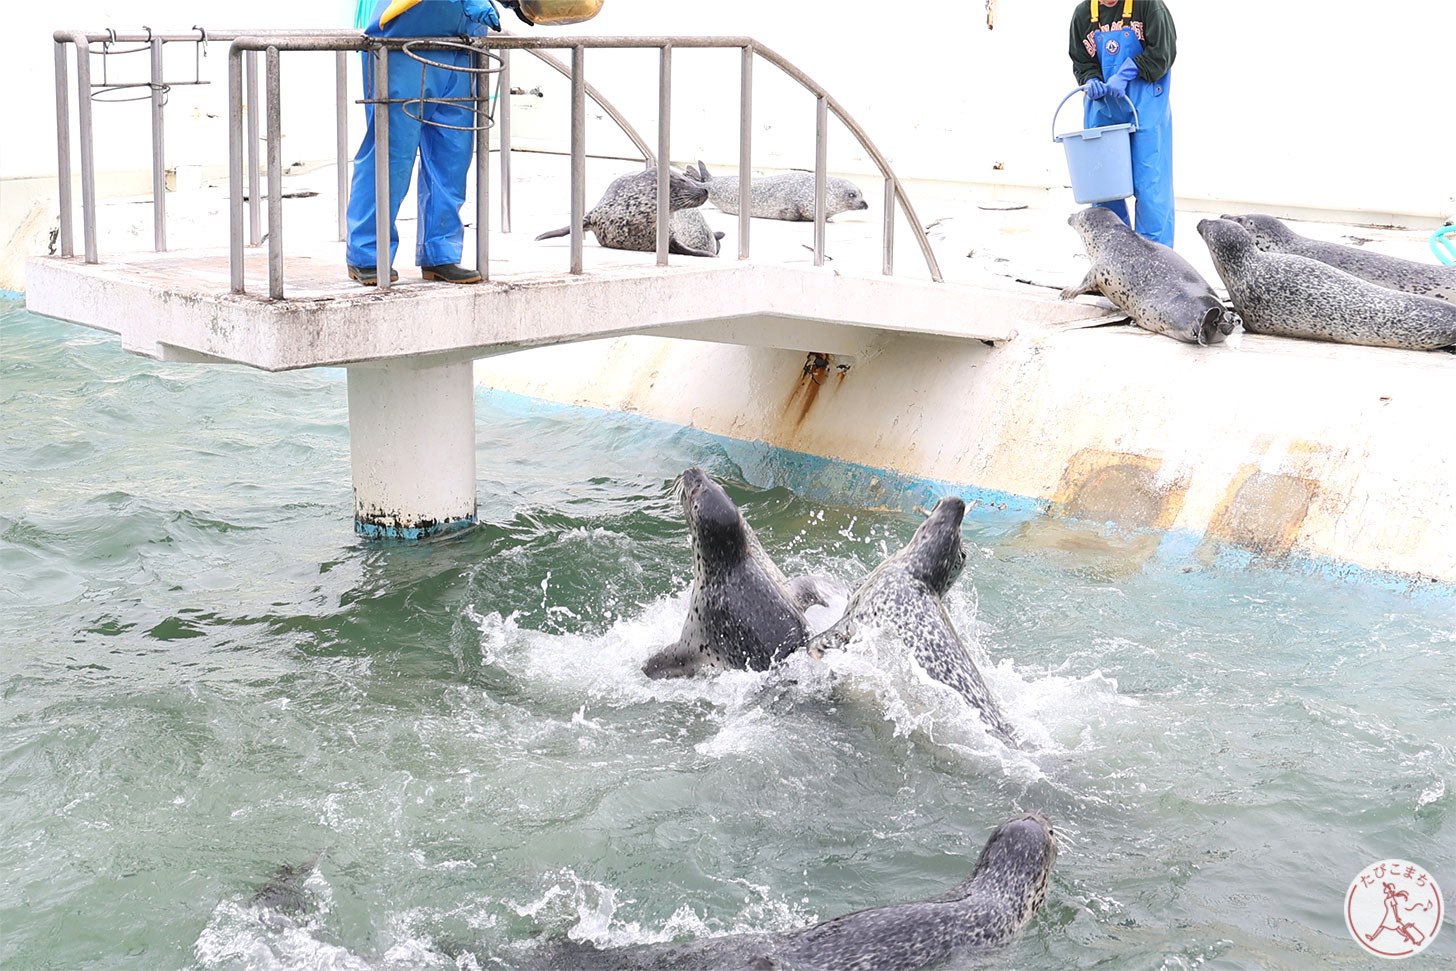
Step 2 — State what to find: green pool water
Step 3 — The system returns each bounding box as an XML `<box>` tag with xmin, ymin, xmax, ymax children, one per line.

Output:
<box><xmin>1</xmin><ymin>301</ymin><xmax>1452</xmax><ymax>970</ymax></box>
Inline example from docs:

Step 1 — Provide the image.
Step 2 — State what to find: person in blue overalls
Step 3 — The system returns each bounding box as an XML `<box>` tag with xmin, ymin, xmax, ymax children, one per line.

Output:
<box><xmin>345</xmin><ymin>0</ymin><xmax>501</xmax><ymax>286</ymax></box>
<box><xmin>1067</xmin><ymin>0</ymin><xmax>1178</xmax><ymax>246</ymax></box>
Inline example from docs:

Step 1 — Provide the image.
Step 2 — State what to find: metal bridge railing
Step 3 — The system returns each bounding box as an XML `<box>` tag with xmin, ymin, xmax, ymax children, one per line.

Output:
<box><xmin>52</xmin><ymin>29</ymin><xmax>945</xmax><ymax>301</ymax></box>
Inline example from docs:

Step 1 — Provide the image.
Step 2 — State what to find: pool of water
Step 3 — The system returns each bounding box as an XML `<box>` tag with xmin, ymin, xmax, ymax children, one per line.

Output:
<box><xmin>2</xmin><ymin>300</ymin><xmax>1452</xmax><ymax>970</ymax></box>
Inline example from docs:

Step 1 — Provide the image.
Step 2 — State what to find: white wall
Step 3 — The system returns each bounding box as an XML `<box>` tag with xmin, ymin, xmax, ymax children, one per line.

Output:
<box><xmin>5</xmin><ymin>1</ymin><xmax>1454</xmax><ymax>218</ymax></box>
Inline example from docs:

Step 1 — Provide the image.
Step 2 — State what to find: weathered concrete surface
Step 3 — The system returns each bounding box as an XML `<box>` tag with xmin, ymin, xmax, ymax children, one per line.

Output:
<box><xmin>475</xmin><ymin>324</ymin><xmax>1456</xmax><ymax>585</ymax></box>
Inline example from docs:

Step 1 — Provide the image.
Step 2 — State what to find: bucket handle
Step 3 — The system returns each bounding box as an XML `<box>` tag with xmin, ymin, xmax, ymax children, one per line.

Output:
<box><xmin>1052</xmin><ymin>87</ymin><xmax>1139</xmax><ymax>141</ymax></box>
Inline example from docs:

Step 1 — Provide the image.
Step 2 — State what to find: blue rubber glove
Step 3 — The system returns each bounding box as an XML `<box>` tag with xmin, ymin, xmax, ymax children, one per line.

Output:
<box><xmin>1106</xmin><ymin>58</ymin><xmax>1140</xmax><ymax>98</ymax></box>
<box><xmin>463</xmin><ymin>0</ymin><xmax>501</xmax><ymax>31</ymax></box>
<box><xmin>1084</xmin><ymin>79</ymin><xmax>1109</xmax><ymax>100</ymax></box>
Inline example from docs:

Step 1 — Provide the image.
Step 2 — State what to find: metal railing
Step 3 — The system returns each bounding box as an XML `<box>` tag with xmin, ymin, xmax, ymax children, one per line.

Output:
<box><xmin>52</xmin><ymin>29</ymin><xmax>944</xmax><ymax>301</ymax></box>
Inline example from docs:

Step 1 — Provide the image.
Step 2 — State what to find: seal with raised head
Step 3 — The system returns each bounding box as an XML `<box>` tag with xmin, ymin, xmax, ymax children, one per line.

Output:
<box><xmin>808</xmin><ymin>497</ymin><xmax>1018</xmax><ymax>743</ymax></box>
<box><xmin>1198</xmin><ymin>218</ymin><xmax>1456</xmax><ymax>351</ymax></box>
<box><xmin>1223</xmin><ymin>213</ymin><xmax>1456</xmax><ymax>304</ymax></box>
<box><xmin>524</xmin><ymin>810</ymin><xmax>1058</xmax><ymax>971</ymax></box>
<box><xmin>1062</xmin><ymin>207</ymin><xmax>1241</xmax><ymax>345</ymax></box>
<box><xmin>641</xmin><ymin>468</ymin><xmax>842</xmax><ymax>679</ymax></box>
<box><xmin>688</xmin><ymin>160</ymin><xmax>869</xmax><ymax>222</ymax></box>
<box><xmin>535</xmin><ymin>168</ymin><xmax>717</xmax><ymax>257</ymax></box>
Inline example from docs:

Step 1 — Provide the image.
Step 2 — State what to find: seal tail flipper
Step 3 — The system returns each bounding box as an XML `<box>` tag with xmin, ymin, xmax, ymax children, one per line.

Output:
<box><xmin>714</xmin><ymin>231</ymin><xmax>726</xmax><ymax>242</ymax></box>
<box><xmin>642</xmin><ymin>640</ymin><xmax>705</xmax><ymax>679</ymax></box>
<box><xmin>696</xmin><ymin>160</ymin><xmax>713</xmax><ymax>181</ymax></box>
<box><xmin>534</xmin><ymin>225</ymin><xmax>572</xmax><ymax>242</ymax></box>
<box><xmin>669</xmin><ymin>238</ymin><xmax>719</xmax><ymax>258</ymax></box>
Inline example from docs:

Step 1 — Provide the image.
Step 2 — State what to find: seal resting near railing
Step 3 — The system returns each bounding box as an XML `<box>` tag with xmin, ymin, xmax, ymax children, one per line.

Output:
<box><xmin>1222</xmin><ymin>213</ymin><xmax>1456</xmax><ymax>304</ymax></box>
<box><xmin>535</xmin><ymin>168</ymin><xmax>719</xmax><ymax>257</ymax></box>
<box><xmin>523</xmin><ymin>811</ymin><xmax>1058</xmax><ymax>971</ymax></box>
<box><xmin>1062</xmin><ymin>206</ymin><xmax>1241</xmax><ymax>345</ymax></box>
<box><xmin>809</xmin><ymin>496</ymin><xmax>1020</xmax><ymax>744</ymax></box>
<box><xmin>687</xmin><ymin>160</ymin><xmax>869</xmax><ymax>222</ymax></box>
<box><xmin>1198</xmin><ymin>218</ymin><xmax>1456</xmax><ymax>351</ymax></box>
<box><xmin>641</xmin><ymin>468</ymin><xmax>845</xmax><ymax>679</ymax></box>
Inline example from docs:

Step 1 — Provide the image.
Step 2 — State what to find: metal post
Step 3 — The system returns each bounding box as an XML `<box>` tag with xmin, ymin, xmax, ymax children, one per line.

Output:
<box><xmin>74</xmin><ymin>36</ymin><xmax>98</xmax><ymax>263</ymax></box>
<box><xmin>655</xmin><ymin>44</ymin><xmax>671</xmax><ymax>266</ymax></box>
<box><xmin>882</xmin><ymin>178</ymin><xmax>895</xmax><ymax>276</ymax></box>
<box><xmin>266</xmin><ymin>47</ymin><xmax>284</xmax><ymax>300</ymax></box>
<box><xmin>475</xmin><ymin>47</ymin><xmax>489</xmax><ymax>281</ymax></box>
<box><xmin>246</xmin><ymin>50</ymin><xmax>261</xmax><ymax>246</ymax></box>
<box><xmin>498</xmin><ymin>49</ymin><xmax>512</xmax><ymax>233</ymax></box>
<box><xmin>813</xmin><ymin>95</ymin><xmax>827</xmax><ymax>268</ymax></box>
<box><xmin>228</xmin><ymin>46</ymin><xmax>244</xmax><ymax>293</ymax></box>
<box><xmin>53</xmin><ymin>42</ymin><xmax>74</xmax><ymax>258</ymax></box>
<box><xmin>335</xmin><ymin>51</ymin><xmax>349</xmax><ymax>242</ymax></box>
<box><xmin>149</xmin><ymin>37</ymin><xmax>167</xmax><ymax>252</ymax></box>
<box><xmin>373</xmin><ymin>48</ymin><xmax>392</xmax><ymax>291</ymax></box>
<box><xmin>738</xmin><ymin>45</ymin><xmax>752</xmax><ymax>261</ymax></box>
<box><xmin>569</xmin><ymin>46</ymin><xmax>585</xmax><ymax>275</ymax></box>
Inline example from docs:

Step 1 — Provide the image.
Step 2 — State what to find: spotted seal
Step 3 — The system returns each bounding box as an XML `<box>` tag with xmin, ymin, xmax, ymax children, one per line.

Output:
<box><xmin>687</xmin><ymin>160</ymin><xmax>869</xmax><ymax>222</ymax></box>
<box><xmin>1198</xmin><ymin>218</ymin><xmax>1456</xmax><ymax>351</ymax></box>
<box><xmin>1062</xmin><ymin>207</ymin><xmax>1241</xmax><ymax>345</ymax></box>
<box><xmin>525</xmin><ymin>810</ymin><xmax>1058</xmax><ymax>971</ymax></box>
<box><xmin>642</xmin><ymin>468</ymin><xmax>844</xmax><ymax>679</ymax></box>
<box><xmin>1223</xmin><ymin>213</ymin><xmax>1456</xmax><ymax>304</ymax></box>
<box><xmin>535</xmin><ymin>168</ymin><xmax>717</xmax><ymax>257</ymax></box>
<box><xmin>808</xmin><ymin>497</ymin><xmax>1018</xmax><ymax>743</ymax></box>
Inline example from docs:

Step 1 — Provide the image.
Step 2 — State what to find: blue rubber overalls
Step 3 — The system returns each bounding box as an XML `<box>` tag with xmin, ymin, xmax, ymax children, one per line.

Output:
<box><xmin>1083</xmin><ymin>0</ymin><xmax>1174</xmax><ymax>246</ymax></box>
<box><xmin>345</xmin><ymin>1</ymin><xmax>488</xmax><ymax>270</ymax></box>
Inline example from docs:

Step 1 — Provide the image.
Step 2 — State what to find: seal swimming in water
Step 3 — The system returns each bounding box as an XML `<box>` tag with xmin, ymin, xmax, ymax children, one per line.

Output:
<box><xmin>687</xmin><ymin>160</ymin><xmax>869</xmax><ymax>222</ymax></box>
<box><xmin>1062</xmin><ymin>207</ymin><xmax>1241</xmax><ymax>345</ymax></box>
<box><xmin>1223</xmin><ymin>213</ymin><xmax>1456</xmax><ymax>304</ymax></box>
<box><xmin>1198</xmin><ymin>218</ymin><xmax>1456</xmax><ymax>351</ymax></box>
<box><xmin>535</xmin><ymin>168</ymin><xmax>717</xmax><ymax>257</ymax></box>
<box><xmin>808</xmin><ymin>497</ymin><xmax>1018</xmax><ymax>743</ymax></box>
<box><xmin>523</xmin><ymin>810</ymin><xmax>1058</xmax><ymax>971</ymax></box>
<box><xmin>641</xmin><ymin>468</ymin><xmax>844</xmax><ymax>679</ymax></box>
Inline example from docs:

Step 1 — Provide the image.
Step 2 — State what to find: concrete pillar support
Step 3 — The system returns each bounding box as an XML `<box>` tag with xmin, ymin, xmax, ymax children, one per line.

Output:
<box><xmin>346</xmin><ymin>356</ymin><xmax>477</xmax><ymax>539</ymax></box>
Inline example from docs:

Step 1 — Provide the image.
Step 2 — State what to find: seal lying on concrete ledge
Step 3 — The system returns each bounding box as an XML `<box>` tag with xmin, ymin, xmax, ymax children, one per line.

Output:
<box><xmin>809</xmin><ymin>497</ymin><xmax>1019</xmax><ymax>744</ymax></box>
<box><xmin>535</xmin><ymin>168</ymin><xmax>718</xmax><ymax>257</ymax></box>
<box><xmin>1062</xmin><ymin>207</ymin><xmax>1241</xmax><ymax>345</ymax></box>
<box><xmin>525</xmin><ymin>810</ymin><xmax>1058</xmax><ymax>971</ymax></box>
<box><xmin>1198</xmin><ymin>218</ymin><xmax>1456</xmax><ymax>351</ymax></box>
<box><xmin>642</xmin><ymin>468</ymin><xmax>845</xmax><ymax>679</ymax></box>
<box><xmin>1223</xmin><ymin>213</ymin><xmax>1456</xmax><ymax>304</ymax></box>
<box><xmin>688</xmin><ymin>160</ymin><xmax>869</xmax><ymax>222</ymax></box>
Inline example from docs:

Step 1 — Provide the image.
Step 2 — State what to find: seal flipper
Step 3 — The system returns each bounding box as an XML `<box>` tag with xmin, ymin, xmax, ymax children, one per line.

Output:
<box><xmin>786</xmin><ymin>574</ymin><xmax>849</xmax><ymax>611</ymax></box>
<box><xmin>806</xmin><ymin>614</ymin><xmax>858</xmax><ymax>659</ymax></box>
<box><xmin>1060</xmin><ymin>270</ymin><xmax>1100</xmax><ymax>301</ymax></box>
<box><xmin>642</xmin><ymin>640</ymin><xmax>708</xmax><ymax>679</ymax></box>
<box><xmin>534</xmin><ymin>225</ymin><xmax>572</xmax><ymax>242</ymax></box>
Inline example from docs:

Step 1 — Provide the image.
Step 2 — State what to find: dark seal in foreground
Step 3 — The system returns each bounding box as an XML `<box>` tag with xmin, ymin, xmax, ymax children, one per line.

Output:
<box><xmin>1063</xmin><ymin>207</ymin><xmax>1241</xmax><ymax>345</ymax></box>
<box><xmin>642</xmin><ymin>468</ymin><xmax>843</xmax><ymax>679</ymax></box>
<box><xmin>688</xmin><ymin>160</ymin><xmax>869</xmax><ymax>222</ymax></box>
<box><xmin>809</xmin><ymin>497</ymin><xmax>1019</xmax><ymax>743</ymax></box>
<box><xmin>1223</xmin><ymin>213</ymin><xmax>1456</xmax><ymax>304</ymax></box>
<box><xmin>528</xmin><ymin>811</ymin><xmax>1057</xmax><ymax>971</ymax></box>
<box><xmin>1198</xmin><ymin>218</ymin><xmax>1456</xmax><ymax>351</ymax></box>
<box><xmin>536</xmin><ymin>168</ymin><xmax>718</xmax><ymax>257</ymax></box>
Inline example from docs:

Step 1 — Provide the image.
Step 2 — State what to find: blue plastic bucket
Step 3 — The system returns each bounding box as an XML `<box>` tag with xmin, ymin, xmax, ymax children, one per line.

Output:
<box><xmin>1052</xmin><ymin>88</ymin><xmax>1140</xmax><ymax>205</ymax></box>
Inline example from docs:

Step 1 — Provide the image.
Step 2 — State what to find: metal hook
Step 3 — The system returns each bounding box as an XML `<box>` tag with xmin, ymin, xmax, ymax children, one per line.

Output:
<box><xmin>105</xmin><ymin>27</ymin><xmax>118</xmax><ymax>47</ymax></box>
<box><xmin>142</xmin><ymin>26</ymin><xmax>153</xmax><ymax>43</ymax></box>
